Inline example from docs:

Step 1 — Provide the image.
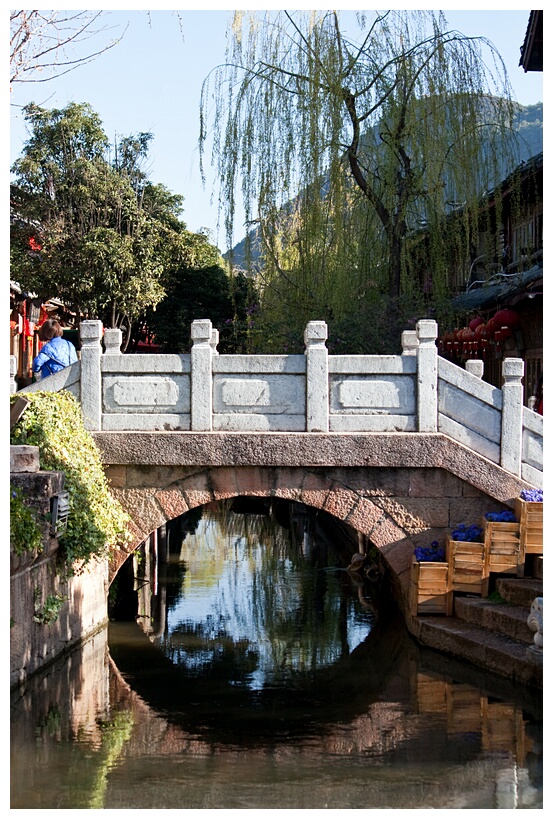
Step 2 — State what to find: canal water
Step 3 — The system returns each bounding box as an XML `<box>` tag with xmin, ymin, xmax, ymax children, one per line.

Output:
<box><xmin>10</xmin><ymin>501</ymin><xmax>543</xmax><ymax>809</ymax></box>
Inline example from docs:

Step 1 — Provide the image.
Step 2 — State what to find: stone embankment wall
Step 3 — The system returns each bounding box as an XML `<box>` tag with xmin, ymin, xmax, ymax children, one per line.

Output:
<box><xmin>10</xmin><ymin>445</ymin><xmax>108</xmax><ymax>688</ymax></box>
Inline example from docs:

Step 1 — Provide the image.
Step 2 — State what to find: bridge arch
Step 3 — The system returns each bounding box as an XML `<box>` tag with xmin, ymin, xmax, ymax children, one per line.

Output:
<box><xmin>105</xmin><ymin>460</ymin><xmax>514</xmax><ymax>618</ymax></box>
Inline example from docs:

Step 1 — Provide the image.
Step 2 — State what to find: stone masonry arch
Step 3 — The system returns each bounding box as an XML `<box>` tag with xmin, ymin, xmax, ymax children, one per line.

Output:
<box><xmin>104</xmin><ymin>461</ymin><xmax>518</xmax><ymax>619</ymax></box>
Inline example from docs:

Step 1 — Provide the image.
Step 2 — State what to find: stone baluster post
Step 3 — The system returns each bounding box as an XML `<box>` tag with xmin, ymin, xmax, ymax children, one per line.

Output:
<box><xmin>191</xmin><ymin>319</ymin><xmax>213</xmax><ymax>431</ymax></box>
<box><xmin>465</xmin><ymin>359</ymin><xmax>484</xmax><ymax>379</ymax></box>
<box><xmin>79</xmin><ymin>320</ymin><xmax>103</xmax><ymax>431</ymax></box>
<box><xmin>416</xmin><ymin>319</ymin><xmax>438</xmax><ymax>432</ymax></box>
<box><xmin>500</xmin><ymin>357</ymin><xmax>524</xmax><ymax>476</ymax></box>
<box><xmin>401</xmin><ymin>330</ymin><xmax>418</xmax><ymax>356</ymax></box>
<box><xmin>304</xmin><ymin>321</ymin><xmax>329</xmax><ymax>432</ymax></box>
<box><xmin>103</xmin><ymin>328</ymin><xmax>123</xmax><ymax>355</ymax></box>
<box><xmin>10</xmin><ymin>355</ymin><xmax>17</xmax><ymax>393</ymax></box>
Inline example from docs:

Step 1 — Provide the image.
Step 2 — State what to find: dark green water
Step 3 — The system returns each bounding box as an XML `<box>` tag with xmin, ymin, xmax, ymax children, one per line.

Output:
<box><xmin>10</xmin><ymin>502</ymin><xmax>543</xmax><ymax>809</ymax></box>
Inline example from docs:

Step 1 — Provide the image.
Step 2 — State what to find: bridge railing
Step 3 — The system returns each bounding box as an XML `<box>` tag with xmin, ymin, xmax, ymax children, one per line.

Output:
<box><xmin>12</xmin><ymin>317</ymin><xmax>542</xmax><ymax>486</ymax></box>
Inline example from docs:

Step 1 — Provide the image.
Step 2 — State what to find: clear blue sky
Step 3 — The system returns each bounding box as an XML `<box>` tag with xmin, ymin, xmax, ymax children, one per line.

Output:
<box><xmin>9</xmin><ymin>6</ymin><xmax>543</xmax><ymax>253</ymax></box>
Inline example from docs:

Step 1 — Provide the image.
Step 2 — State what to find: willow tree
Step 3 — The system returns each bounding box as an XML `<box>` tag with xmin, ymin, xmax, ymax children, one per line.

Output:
<box><xmin>200</xmin><ymin>10</ymin><xmax>520</xmax><ymax>349</ymax></box>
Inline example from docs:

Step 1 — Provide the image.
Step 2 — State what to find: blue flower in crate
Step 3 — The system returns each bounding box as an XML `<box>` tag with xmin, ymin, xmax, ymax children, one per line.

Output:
<box><xmin>414</xmin><ymin>541</ymin><xmax>445</xmax><ymax>562</ymax></box>
<box><xmin>520</xmin><ymin>489</ymin><xmax>543</xmax><ymax>502</ymax></box>
<box><xmin>484</xmin><ymin>510</ymin><xmax>517</xmax><ymax>522</ymax></box>
<box><xmin>451</xmin><ymin>523</ymin><xmax>483</xmax><ymax>542</ymax></box>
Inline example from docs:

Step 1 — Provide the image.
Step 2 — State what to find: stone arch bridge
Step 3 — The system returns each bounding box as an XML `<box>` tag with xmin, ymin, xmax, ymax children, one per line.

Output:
<box><xmin>16</xmin><ymin>318</ymin><xmax>543</xmax><ymax>618</ymax></box>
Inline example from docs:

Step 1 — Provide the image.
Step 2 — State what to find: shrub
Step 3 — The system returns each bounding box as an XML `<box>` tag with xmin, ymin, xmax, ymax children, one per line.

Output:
<box><xmin>10</xmin><ymin>391</ymin><xmax>131</xmax><ymax>573</ymax></box>
<box><xmin>10</xmin><ymin>486</ymin><xmax>43</xmax><ymax>555</ymax></box>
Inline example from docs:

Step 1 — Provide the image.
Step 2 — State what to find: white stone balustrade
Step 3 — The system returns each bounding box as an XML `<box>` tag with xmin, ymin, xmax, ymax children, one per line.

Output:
<box><xmin>13</xmin><ymin>318</ymin><xmax>542</xmax><ymax>486</ymax></box>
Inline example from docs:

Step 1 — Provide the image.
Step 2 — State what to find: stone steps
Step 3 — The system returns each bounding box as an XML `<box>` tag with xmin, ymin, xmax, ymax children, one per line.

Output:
<box><xmin>496</xmin><ymin>576</ymin><xmax>543</xmax><ymax>608</ymax></box>
<box><xmin>453</xmin><ymin>596</ymin><xmax>535</xmax><ymax>644</ymax></box>
<box><xmin>414</xmin><ymin>574</ymin><xmax>543</xmax><ymax>689</ymax></box>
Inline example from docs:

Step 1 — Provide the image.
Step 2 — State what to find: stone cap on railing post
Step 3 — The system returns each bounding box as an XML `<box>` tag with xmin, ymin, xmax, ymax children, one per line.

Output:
<box><xmin>103</xmin><ymin>328</ymin><xmax>123</xmax><ymax>355</ymax></box>
<box><xmin>191</xmin><ymin>319</ymin><xmax>213</xmax><ymax>431</ymax></box>
<box><xmin>401</xmin><ymin>330</ymin><xmax>418</xmax><ymax>356</ymax></box>
<box><xmin>79</xmin><ymin>320</ymin><xmax>103</xmax><ymax>430</ymax></box>
<box><xmin>501</xmin><ymin>357</ymin><xmax>524</xmax><ymax>476</ymax></box>
<box><xmin>465</xmin><ymin>359</ymin><xmax>484</xmax><ymax>379</ymax></box>
<box><xmin>416</xmin><ymin>319</ymin><xmax>438</xmax><ymax>432</ymax></box>
<box><xmin>304</xmin><ymin>321</ymin><xmax>329</xmax><ymax>432</ymax></box>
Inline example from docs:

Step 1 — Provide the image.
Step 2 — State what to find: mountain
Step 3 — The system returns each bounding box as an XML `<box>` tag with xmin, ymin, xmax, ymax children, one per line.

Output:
<box><xmin>512</xmin><ymin>102</ymin><xmax>543</xmax><ymax>159</ymax></box>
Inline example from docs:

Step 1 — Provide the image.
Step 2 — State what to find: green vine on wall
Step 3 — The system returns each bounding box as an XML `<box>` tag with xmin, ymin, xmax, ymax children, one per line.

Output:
<box><xmin>10</xmin><ymin>390</ymin><xmax>132</xmax><ymax>574</ymax></box>
<box><xmin>10</xmin><ymin>486</ymin><xmax>43</xmax><ymax>555</ymax></box>
<box><xmin>33</xmin><ymin>588</ymin><xmax>66</xmax><ymax>624</ymax></box>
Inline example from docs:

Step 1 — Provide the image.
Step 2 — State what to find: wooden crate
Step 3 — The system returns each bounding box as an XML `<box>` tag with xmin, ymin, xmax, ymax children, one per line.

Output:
<box><xmin>410</xmin><ymin>561</ymin><xmax>452</xmax><ymax>616</ymax></box>
<box><xmin>515</xmin><ymin>497</ymin><xmax>543</xmax><ymax>555</ymax></box>
<box><xmin>446</xmin><ymin>536</ymin><xmax>488</xmax><ymax>596</ymax></box>
<box><xmin>482</xmin><ymin>519</ymin><xmax>523</xmax><ymax>576</ymax></box>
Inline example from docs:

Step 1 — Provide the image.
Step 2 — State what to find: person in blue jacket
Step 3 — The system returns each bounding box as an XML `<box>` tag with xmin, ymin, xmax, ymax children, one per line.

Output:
<box><xmin>32</xmin><ymin>319</ymin><xmax>78</xmax><ymax>378</ymax></box>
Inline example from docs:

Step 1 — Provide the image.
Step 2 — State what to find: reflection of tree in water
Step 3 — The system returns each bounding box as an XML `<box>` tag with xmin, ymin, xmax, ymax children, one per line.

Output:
<box><xmin>161</xmin><ymin>622</ymin><xmax>260</xmax><ymax>682</ymax></box>
<box><xmin>158</xmin><ymin>501</ymin><xmax>374</xmax><ymax>686</ymax></box>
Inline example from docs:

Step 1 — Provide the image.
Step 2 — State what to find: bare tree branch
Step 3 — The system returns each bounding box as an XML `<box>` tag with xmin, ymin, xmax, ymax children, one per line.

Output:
<box><xmin>10</xmin><ymin>10</ymin><xmax>126</xmax><ymax>88</ymax></box>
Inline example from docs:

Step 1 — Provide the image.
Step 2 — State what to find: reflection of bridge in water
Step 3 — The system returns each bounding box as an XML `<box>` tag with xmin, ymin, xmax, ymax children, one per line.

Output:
<box><xmin>105</xmin><ymin>609</ymin><xmax>541</xmax><ymax>809</ymax></box>
<box><xmin>10</xmin><ymin>493</ymin><xmax>542</xmax><ymax>809</ymax></box>
<box><xmin>10</xmin><ymin>617</ymin><xmax>542</xmax><ymax>808</ymax></box>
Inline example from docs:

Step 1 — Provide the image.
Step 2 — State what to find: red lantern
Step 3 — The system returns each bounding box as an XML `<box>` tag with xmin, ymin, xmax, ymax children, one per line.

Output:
<box><xmin>495</xmin><ymin>326</ymin><xmax>512</xmax><ymax>342</ymax></box>
<box><xmin>452</xmin><ymin>329</ymin><xmax>461</xmax><ymax>354</ymax></box>
<box><xmin>474</xmin><ymin>323</ymin><xmax>490</xmax><ymax>340</ymax></box>
<box><xmin>493</xmin><ymin>309</ymin><xmax>519</xmax><ymax>327</ymax></box>
<box><xmin>469</xmin><ymin>316</ymin><xmax>485</xmax><ymax>331</ymax></box>
<box><xmin>461</xmin><ymin>328</ymin><xmax>475</xmax><ymax>355</ymax></box>
<box><xmin>443</xmin><ymin>331</ymin><xmax>454</xmax><ymax>355</ymax></box>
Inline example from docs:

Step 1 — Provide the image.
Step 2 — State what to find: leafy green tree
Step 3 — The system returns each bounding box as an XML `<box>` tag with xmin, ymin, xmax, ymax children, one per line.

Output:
<box><xmin>10</xmin><ymin>102</ymin><xmax>197</xmax><ymax>349</ymax></box>
<box><xmin>201</xmin><ymin>10</ymin><xmax>521</xmax><ymax>350</ymax></box>
<box><xmin>146</xmin><ymin>259</ymin><xmax>258</xmax><ymax>353</ymax></box>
